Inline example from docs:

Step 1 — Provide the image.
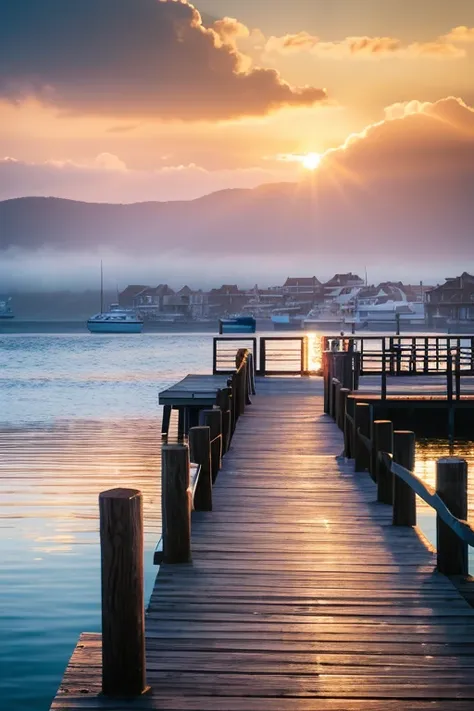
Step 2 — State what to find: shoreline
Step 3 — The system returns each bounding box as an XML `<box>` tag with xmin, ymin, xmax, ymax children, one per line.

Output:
<box><xmin>1</xmin><ymin>319</ymin><xmax>473</xmax><ymax>335</ymax></box>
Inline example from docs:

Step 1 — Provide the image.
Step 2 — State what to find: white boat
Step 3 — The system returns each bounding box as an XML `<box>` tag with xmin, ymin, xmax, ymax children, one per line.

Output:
<box><xmin>87</xmin><ymin>305</ymin><xmax>144</xmax><ymax>333</ymax></box>
<box><xmin>0</xmin><ymin>296</ymin><xmax>14</xmax><ymax>319</ymax></box>
<box><xmin>87</xmin><ymin>263</ymin><xmax>143</xmax><ymax>333</ymax></box>
<box><xmin>303</xmin><ymin>306</ymin><xmax>346</xmax><ymax>329</ymax></box>
<box><xmin>350</xmin><ymin>300</ymin><xmax>425</xmax><ymax>326</ymax></box>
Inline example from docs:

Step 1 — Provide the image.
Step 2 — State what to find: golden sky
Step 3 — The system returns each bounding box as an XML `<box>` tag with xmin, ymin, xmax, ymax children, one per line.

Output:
<box><xmin>1</xmin><ymin>0</ymin><xmax>474</xmax><ymax>202</ymax></box>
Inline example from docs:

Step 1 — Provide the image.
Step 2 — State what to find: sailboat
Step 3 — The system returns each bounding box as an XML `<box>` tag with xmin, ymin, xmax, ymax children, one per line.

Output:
<box><xmin>87</xmin><ymin>262</ymin><xmax>144</xmax><ymax>334</ymax></box>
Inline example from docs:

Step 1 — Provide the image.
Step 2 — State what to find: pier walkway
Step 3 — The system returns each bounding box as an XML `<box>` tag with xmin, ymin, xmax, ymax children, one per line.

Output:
<box><xmin>54</xmin><ymin>378</ymin><xmax>474</xmax><ymax>710</ymax></box>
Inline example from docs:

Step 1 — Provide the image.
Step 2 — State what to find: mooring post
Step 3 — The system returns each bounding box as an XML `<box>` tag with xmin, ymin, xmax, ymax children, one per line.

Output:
<box><xmin>436</xmin><ymin>458</ymin><xmax>468</xmax><ymax>576</ymax></box>
<box><xmin>392</xmin><ymin>431</ymin><xmax>416</xmax><ymax>526</ymax></box>
<box><xmin>162</xmin><ymin>444</ymin><xmax>191</xmax><ymax>563</ymax></box>
<box><xmin>199</xmin><ymin>408</ymin><xmax>222</xmax><ymax>483</ymax></box>
<box><xmin>373</xmin><ymin>420</ymin><xmax>394</xmax><ymax>504</ymax></box>
<box><xmin>338</xmin><ymin>387</ymin><xmax>350</xmax><ymax>432</ymax></box>
<box><xmin>216</xmin><ymin>387</ymin><xmax>231</xmax><ymax>454</ymax></box>
<box><xmin>354</xmin><ymin>402</ymin><xmax>371</xmax><ymax>472</ymax></box>
<box><xmin>189</xmin><ymin>426</ymin><xmax>212</xmax><ymax>512</ymax></box>
<box><xmin>99</xmin><ymin>488</ymin><xmax>147</xmax><ymax>697</ymax></box>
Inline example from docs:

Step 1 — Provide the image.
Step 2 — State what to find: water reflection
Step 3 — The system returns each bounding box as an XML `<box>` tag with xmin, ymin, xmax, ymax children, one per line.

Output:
<box><xmin>0</xmin><ymin>417</ymin><xmax>162</xmax><ymax>711</ymax></box>
<box><xmin>416</xmin><ymin>439</ymin><xmax>474</xmax><ymax>568</ymax></box>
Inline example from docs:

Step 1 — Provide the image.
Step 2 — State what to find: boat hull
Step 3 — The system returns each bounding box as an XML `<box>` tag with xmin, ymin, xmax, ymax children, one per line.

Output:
<box><xmin>219</xmin><ymin>317</ymin><xmax>256</xmax><ymax>334</ymax></box>
<box><xmin>87</xmin><ymin>321</ymin><xmax>143</xmax><ymax>334</ymax></box>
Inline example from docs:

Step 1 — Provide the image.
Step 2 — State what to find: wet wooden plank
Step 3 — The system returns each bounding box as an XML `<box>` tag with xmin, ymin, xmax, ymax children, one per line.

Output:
<box><xmin>51</xmin><ymin>377</ymin><xmax>474</xmax><ymax>709</ymax></box>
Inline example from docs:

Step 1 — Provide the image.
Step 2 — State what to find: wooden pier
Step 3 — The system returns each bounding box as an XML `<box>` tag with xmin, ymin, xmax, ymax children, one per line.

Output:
<box><xmin>52</xmin><ymin>361</ymin><xmax>474</xmax><ymax>709</ymax></box>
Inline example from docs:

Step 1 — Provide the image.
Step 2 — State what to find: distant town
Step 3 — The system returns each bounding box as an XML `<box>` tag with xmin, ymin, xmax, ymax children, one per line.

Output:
<box><xmin>2</xmin><ymin>271</ymin><xmax>474</xmax><ymax>328</ymax></box>
<box><xmin>116</xmin><ymin>272</ymin><xmax>474</xmax><ymax>328</ymax></box>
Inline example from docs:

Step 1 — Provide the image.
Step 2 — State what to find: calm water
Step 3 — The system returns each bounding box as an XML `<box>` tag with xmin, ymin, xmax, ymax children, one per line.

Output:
<box><xmin>0</xmin><ymin>332</ymin><xmax>473</xmax><ymax>710</ymax></box>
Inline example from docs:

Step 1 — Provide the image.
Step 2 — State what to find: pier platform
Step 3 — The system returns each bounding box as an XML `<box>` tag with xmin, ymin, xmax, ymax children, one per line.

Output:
<box><xmin>52</xmin><ymin>377</ymin><xmax>474</xmax><ymax>710</ymax></box>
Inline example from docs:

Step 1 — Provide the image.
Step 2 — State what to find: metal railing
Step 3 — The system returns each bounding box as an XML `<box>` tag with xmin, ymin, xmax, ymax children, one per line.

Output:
<box><xmin>213</xmin><ymin>336</ymin><xmax>320</xmax><ymax>376</ymax></box>
<box><xmin>323</xmin><ymin>334</ymin><xmax>474</xmax><ymax>377</ymax></box>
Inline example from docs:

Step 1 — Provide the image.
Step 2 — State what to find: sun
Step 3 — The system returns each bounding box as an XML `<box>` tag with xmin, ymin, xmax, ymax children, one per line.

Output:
<box><xmin>302</xmin><ymin>152</ymin><xmax>322</xmax><ymax>171</ymax></box>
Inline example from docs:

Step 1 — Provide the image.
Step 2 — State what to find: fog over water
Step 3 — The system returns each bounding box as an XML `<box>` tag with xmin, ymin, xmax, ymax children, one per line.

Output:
<box><xmin>0</xmin><ymin>246</ymin><xmax>463</xmax><ymax>292</ymax></box>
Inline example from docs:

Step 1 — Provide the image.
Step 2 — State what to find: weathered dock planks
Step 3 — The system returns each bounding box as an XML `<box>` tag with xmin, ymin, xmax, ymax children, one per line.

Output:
<box><xmin>51</xmin><ymin>378</ymin><xmax>474</xmax><ymax>709</ymax></box>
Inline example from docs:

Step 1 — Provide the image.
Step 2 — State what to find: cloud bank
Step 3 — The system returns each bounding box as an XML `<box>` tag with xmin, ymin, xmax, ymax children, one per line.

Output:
<box><xmin>264</xmin><ymin>28</ymin><xmax>469</xmax><ymax>59</ymax></box>
<box><xmin>0</xmin><ymin>0</ymin><xmax>326</xmax><ymax>120</ymax></box>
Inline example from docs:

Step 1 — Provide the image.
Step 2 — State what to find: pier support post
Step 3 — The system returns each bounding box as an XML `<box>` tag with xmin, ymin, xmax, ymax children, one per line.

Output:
<box><xmin>162</xmin><ymin>444</ymin><xmax>191</xmax><ymax>563</ymax></box>
<box><xmin>354</xmin><ymin>402</ymin><xmax>371</xmax><ymax>472</ymax></box>
<box><xmin>99</xmin><ymin>488</ymin><xmax>147</xmax><ymax>697</ymax></box>
<box><xmin>392</xmin><ymin>431</ymin><xmax>416</xmax><ymax>526</ymax></box>
<box><xmin>189</xmin><ymin>426</ymin><xmax>212</xmax><ymax>512</ymax></box>
<box><xmin>199</xmin><ymin>409</ymin><xmax>222</xmax><ymax>483</ymax></box>
<box><xmin>436</xmin><ymin>458</ymin><xmax>468</xmax><ymax>576</ymax></box>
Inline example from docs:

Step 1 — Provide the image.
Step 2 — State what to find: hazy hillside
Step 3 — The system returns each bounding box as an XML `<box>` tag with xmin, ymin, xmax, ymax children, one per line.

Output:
<box><xmin>1</xmin><ymin>171</ymin><xmax>473</xmax><ymax>262</ymax></box>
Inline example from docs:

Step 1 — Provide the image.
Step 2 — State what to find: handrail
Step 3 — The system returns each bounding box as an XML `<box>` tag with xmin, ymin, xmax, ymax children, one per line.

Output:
<box><xmin>357</xmin><ymin>427</ymin><xmax>372</xmax><ymax>453</ymax></box>
<box><xmin>189</xmin><ymin>463</ymin><xmax>202</xmax><ymax>502</ymax></box>
<box><xmin>379</xmin><ymin>452</ymin><xmax>474</xmax><ymax>546</ymax></box>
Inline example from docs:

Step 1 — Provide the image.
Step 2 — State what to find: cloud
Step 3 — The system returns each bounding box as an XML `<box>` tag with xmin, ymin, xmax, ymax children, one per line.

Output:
<box><xmin>444</xmin><ymin>26</ymin><xmax>474</xmax><ymax>43</ymax></box>
<box><xmin>265</xmin><ymin>32</ymin><xmax>466</xmax><ymax>60</ymax></box>
<box><xmin>0</xmin><ymin>0</ymin><xmax>326</xmax><ymax>121</ymax></box>
<box><xmin>0</xmin><ymin>155</ymin><xmax>298</xmax><ymax>203</ymax></box>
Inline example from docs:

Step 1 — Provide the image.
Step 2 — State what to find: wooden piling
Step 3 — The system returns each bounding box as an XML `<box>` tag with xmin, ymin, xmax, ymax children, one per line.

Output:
<box><xmin>373</xmin><ymin>420</ymin><xmax>394</xmax><ymax>504</ymax></box>
<box><xmin>99</xmin><ymin>488</ymin><xmax>146</xmax><ymax>697</ymax></box>
<box><xmin>333</xmin><ymin>380</ymin><xmax>341</xmax><ymax>422</ymax></box>
<box><xmin>392</xmin><ymin>431</ymin><xmax>416</xmax><ymax>526</ymax></box>
<box><xmin>436</xmin><ymin>457</ymin><xmax>468</xmax><ymax>576</ymax></box>
<box><xmin>216</xmin><ymin>387</ymin><xmax>231</xmax><ymax>454</ymax></box>
<box><xmin>199</xmin><ymin>409</ymin><xmax>222</xmax><ymax>483</ymax></box>
<box><xmin>337</xmin><ymin>387</ymin><xmax>350</xmax><ymax>432</ymax></box>
<box><xmin>161</xmin><ymin>444</ymin><xmax>191</xmax><ymax>563</ymax></box>
<box><xmin>189</xmin><ymin>426</ymin><xmax>212</xmax><ymax>512</ymax></box>
<box><xmin>354</xmin><ymin>402</ymin><xmax>371</xmax><ymax>472</ymax></box>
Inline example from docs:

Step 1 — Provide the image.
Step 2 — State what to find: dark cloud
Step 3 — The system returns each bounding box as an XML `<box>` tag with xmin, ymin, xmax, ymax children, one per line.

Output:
<box><xmin>0</xmin><ymin>0</ymin><xmax>326</xmax><ymax>120</ymax></box>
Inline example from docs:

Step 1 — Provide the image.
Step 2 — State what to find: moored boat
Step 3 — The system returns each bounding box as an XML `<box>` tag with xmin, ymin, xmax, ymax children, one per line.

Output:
<box><xmin>87</xmin><ymin>305</ymin><xmax>143</xmax><ymax>333</ymax></box>
<box><xmin>219</xmin><ymin>315</ymin><xmax>256</xmax><ymax>334</ymax></box>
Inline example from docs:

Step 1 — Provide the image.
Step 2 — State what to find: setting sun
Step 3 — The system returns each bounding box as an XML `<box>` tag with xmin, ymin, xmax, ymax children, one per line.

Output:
<box><xmin>302</xmin><ymin>152</ymin><xmax>322</xmax><ymax>170</ymax></box>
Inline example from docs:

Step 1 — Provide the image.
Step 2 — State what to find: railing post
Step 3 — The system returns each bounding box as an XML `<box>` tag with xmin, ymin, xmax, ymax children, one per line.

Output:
<box><xmin>354</xmin><ymin>402</ymin><xmax>371</xmax><ymax>472</ymax></box>
<box><xmin>199</xmin><ymin>409</ymin><xmax>222</xmax><ymax>483</ymax></box>
<box><xmin>259</xmin><ymin>338</ymin><xmax>266</xmax><ymax>376</ymax></box>
<box><xmin>162</xmin><ymin>444</ymin><xmax>191</xmax><ymax>563</ymax></box>
<box><xmin>436</xmin><ymin>458</ymin><xmax>468</xmax><ymax>576</ymax></box>
<box><xmin>381</xmin><ymin>339</ymin><xmax>387</xmax><ymax>400</ymax></box>
<box><xmin>392</xmin><ymin>431</ymin><xmax>416</xmax><ymax>526</ymax></box>
<box><xmin>373</xmin><ymin>421</ymin><xmax>394</xmax><ymax>504</ymax></box>
<box><xmin>189</xmin><ymin>426</ymin><xmax>212</xmax><ymax>512</ymax></box>
<box><xmin>99</xmin><ymin>488</ymin><xmax>146</xmax><ymax>697</ymax></box>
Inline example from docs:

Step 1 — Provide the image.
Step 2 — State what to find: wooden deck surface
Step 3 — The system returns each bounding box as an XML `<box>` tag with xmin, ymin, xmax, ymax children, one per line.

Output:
<box><xmin>52</xmin><ymin>378</ymin><xmax>474</xmax><ymax>710</ymax></box>
<box><xmin>159</xmin><ymin>374</ymin><xmax>231</xmax><ymax>406</ymax></box>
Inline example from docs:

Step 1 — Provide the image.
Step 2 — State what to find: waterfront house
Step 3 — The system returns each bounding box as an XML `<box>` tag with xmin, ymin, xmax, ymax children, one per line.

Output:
<box><xmin>425</xmin><ymin>272</ymin><xmax>474</xmax><ymax>326</ymax></box>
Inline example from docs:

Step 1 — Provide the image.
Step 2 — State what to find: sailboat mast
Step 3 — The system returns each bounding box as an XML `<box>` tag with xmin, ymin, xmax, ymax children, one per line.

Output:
<box><xmin>100</xmin><ymin>260</ymin><xmax>104</xmax><ymax>314</ymax></box>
